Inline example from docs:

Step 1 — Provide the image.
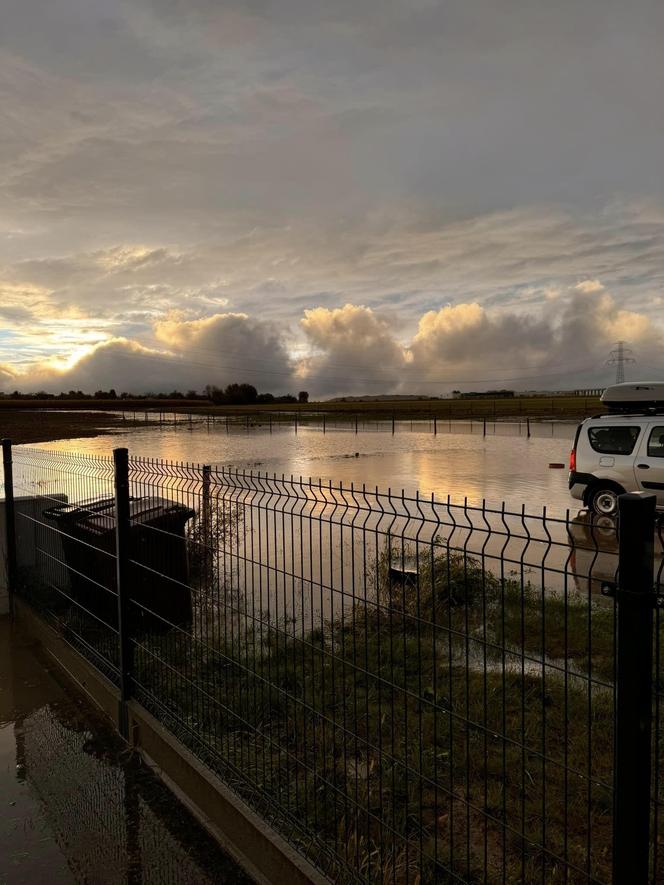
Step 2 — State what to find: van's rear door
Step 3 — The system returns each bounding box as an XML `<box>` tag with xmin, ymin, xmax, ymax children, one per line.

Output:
<box><xmin>634</xmin><ymin>422</ymin><xmax>664</xmax><ymax>505</ymax></box>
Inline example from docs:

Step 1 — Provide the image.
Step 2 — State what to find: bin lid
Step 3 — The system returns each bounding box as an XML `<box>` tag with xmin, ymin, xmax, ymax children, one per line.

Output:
<box><xmin>44</xmin><ymin>496</ymin><xmax>194</xmax><ymax>536</ymax></box>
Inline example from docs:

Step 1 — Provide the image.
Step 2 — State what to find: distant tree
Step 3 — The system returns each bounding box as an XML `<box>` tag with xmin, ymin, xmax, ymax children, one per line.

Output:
<box><xmin>298</xmin><ymin>390</ymin><xmax>309</xmax><ymax>403</ymax></box>
<box><xmin>224</xmin><ymin>383</ymin><xmax>258</xmax><ymax>405</ymax></box>
<box><xmin>108</xmin><ymin>388</ymin><xmax>117</xmax><ymax>399</ymax></box>
<box><xmin>186</xmin><ymin>389</ymin><xmax>198</xmax><ymax>399</ymax></box>
<box><xmin>275</xmin><ymin>394</ymin><xmax>297</xmax><ymax>404</ymax></box>
<box><xmin>206</xmin><ymin>385</ymin><xmax>225</xmax><ymax>404</ymax></box>
<box><xmin>256</xmin><ymin>393</ymin><xmax>275</xmax><ymax>403</ymax></box>
<box><xmin>205</xmin><ymin>382</ymin><xmax>259</xmax><ymax>405</ymax></box>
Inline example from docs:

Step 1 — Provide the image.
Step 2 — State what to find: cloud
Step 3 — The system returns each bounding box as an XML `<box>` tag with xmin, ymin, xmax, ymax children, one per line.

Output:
<box><xmin>3</xmin><ymin>312</ymin><xmax>293</xmax><ymax>394</ymax></box>
<box><xmin>574</xmin><ymin>279</ymin><xmax>604</xmax><ymax>294</ymax></box>
<box><xmin>297</xmin><ymin>286</ymin><xmax>664</xmax><ymax>395</ymax></box>
<box><xmin>407</xmin><ymin>303</ymin><xmax>553</xmax><ymax>384</ymax></box>
<box><xmin>2</xmin><ymin>282</ymin><xmax>664</xmax><ymax>395</ymax></box>
<box><xmin>153</xmin><ymin>310</ymin><xmax>293</xmax><ymax>388</ymax></box>
<box><xmin>297</xmin><ymin>304</ymin><xmax>409</xmax><ymax>393</ymax></box>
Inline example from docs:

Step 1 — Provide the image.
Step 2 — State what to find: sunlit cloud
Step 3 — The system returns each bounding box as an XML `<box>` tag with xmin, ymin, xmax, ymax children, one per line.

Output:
<box><xmin>2</xmin><ymin>284</ymin><xmax>662</xmax><ymax>396</ymax></box>
<box><xmin>1</xmin><ymin>1</ymin><xmax>663</xmax><ymax>392</ymax></box>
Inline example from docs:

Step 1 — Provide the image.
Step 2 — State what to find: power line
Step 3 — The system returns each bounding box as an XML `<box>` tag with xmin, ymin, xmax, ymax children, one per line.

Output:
<box><xmin>606</xmin><ymin>341</ymin><xmax>636</xmax><ymax>384</ymax></box>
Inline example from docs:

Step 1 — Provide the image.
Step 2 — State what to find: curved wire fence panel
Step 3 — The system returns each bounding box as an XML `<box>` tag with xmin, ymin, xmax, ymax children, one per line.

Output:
<box><xmin>9</xmin><ymin>445</ymin><xmax>664</xmax><ymax>883</ymax></box>
<box><xmin>12</xmin><ymin>447</ymin><xmax>120</xmax><ymax>683</ymax></box>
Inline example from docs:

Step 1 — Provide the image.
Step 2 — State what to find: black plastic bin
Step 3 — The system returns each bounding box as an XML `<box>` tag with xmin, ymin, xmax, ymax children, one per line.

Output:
<box><xmin>44</xmin><ymin>496</ymin><xmax>195</xmax><ymax>633</ymax></box>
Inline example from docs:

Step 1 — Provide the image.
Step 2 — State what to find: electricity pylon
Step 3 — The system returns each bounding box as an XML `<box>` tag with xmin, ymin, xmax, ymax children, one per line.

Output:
<box><xmin>606</xmin><ymin>341</ymin><xmax>636</xmax><ymax>384</ymax></box>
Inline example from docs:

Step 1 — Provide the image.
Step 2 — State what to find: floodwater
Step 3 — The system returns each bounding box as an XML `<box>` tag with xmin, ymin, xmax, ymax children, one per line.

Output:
<box><xmin>0</xmin><ymin>618</ymin><xmax>249</xmax><ymax>885</ymax></box>
<box><xmin>31</xmin><ymin>419</ymin><xmax>577</xmax><ymax>514</ymax></box>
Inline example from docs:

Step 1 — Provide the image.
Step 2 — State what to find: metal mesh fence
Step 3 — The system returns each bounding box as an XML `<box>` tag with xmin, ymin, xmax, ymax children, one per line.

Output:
<box><xmin>18</xmin><ymin>689</ymin><xmax>240</xmax><ymax>884</ymax></box>
<box><xmin>8</xmin><ymin>444</ymin><xmax>664</xmax><ymax>884</ymax></box>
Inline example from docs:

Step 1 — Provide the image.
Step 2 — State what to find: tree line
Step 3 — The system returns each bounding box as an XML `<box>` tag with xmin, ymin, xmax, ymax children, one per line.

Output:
<box><xmin>0</xmin><ymin>383</ymin><xmax>310</xmax><ymax>404</ymax></box>
<box><xmin>204</xmin><ymin>384</ymin><xmax>308</xmax><ymax>405</ymax></box>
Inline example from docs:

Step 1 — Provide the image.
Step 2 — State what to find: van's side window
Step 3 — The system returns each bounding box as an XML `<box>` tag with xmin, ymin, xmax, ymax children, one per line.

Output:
<box><xmin>647</xmin><ymin>426</ymin><xmax>664</xmax><ymax>458</ymax></box>
<box><xmin>588</xmin><ymin>426</ymin><xmax>640</xmax><ymax>455</ymax></box>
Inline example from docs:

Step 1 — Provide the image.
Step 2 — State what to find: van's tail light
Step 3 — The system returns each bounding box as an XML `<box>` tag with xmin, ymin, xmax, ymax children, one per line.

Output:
<box><xmin>569</xmin><ymin>448</ymin><xmax>576</xmax><ymax>472</ymax></box>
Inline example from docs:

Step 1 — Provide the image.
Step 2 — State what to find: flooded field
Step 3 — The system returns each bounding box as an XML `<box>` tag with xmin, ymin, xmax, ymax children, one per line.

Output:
<box><xmin>28</xmin><ymin>420</ymin><xmax>577</xmax><ymax>513</ymax></box>
<box><xmin>0</xmin><ymin>619</ymin><xmax>249</xmax><ymax>885</ymax></box>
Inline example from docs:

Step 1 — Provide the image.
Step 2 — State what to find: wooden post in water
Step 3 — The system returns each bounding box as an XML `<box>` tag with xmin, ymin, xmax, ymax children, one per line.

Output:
<box><xmin>355</xmin><ymin>414</ymin><xmax>358</xmax><ymax>434</ymax></box>
<box><xmin>433</xmin><ymin>416</ymin><xmax>437</xmax><ymax>436</ymax></box>
<box><xmin>323</xmin><ymin>414</ymin><xmax>326</xmax><ymax>434</ymax></box>
<box><xmin>392</xmin><ymin>415</ymin><xmax>395</xmax><ymax>435</ymax></box>
<box><xmin>483</xmin><ymin>418</ymin><xmax>486</xmax><ymax>437</ymax></box>
<box><xmin>527</xmin><ymin>417</ymin><xmax>531</xmax><ymax>438</ymax></box>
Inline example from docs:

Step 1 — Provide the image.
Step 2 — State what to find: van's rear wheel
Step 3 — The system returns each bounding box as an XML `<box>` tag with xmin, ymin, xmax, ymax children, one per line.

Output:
<box><xmin>589</xmin><ymin>486</ymin><xmax>620</xmax><ymax>517</ymax></box>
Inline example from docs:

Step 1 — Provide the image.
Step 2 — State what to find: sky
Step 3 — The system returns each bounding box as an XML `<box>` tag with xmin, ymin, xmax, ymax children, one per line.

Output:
<box><xmin>2</xmin><ymin>0</ymin><xmax>664</xmax><ymax>396</ymax></box>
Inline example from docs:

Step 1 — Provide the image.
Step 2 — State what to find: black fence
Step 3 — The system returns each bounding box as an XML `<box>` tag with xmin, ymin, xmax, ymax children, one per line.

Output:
<box><xmin>2</xmin><ymin>439</ymin><xmax>664</xmax><ymax>884</ymax></box>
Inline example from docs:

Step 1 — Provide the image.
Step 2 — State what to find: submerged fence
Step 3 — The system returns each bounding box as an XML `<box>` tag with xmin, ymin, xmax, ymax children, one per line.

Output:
<box><xmin>2</xmin><ymin>439</ymin><xmax>664</xmax><ymax>884</ymax></box>
<box><xmin>117</xmin><ymin>408</ymin><xmax>578</xmax><ymax>441</ymax></box>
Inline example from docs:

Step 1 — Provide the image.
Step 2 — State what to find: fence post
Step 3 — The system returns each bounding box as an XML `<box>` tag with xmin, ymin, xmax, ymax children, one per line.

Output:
<box><xmin>202</xmin><ymin>465</ymin><xmax>212</xmax><ymax>586</ymax></box>
<box><xmin>114</xmin><ymin>447</ymin><xmax>133</xmax><ymax>739</ymax></box>
<box><xmin>2</xmin><ymin>439</ymin><xmax>17</xmax><ymax>616</ymax></box>
<box><xmin>613</xmin><ymin>491</ymin><xmax>656</xmax><ymax>884</ymax></box>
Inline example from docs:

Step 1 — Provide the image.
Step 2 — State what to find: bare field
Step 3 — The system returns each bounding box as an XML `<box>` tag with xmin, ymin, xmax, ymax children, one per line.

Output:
<box><xmin>0</xmin><ymin>409</ymin><xmax>123</xmax><ymax>445</ymax></box>
<box><xmin>0</xmin><ymin>394</ymin><xmax>604</xmax><ymax>424</ymax></box>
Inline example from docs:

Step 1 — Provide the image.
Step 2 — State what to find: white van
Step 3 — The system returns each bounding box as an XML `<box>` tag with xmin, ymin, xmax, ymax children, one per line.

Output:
<box><xmin>569</xmin><ymin>382</ymin><xmax>664</xmax><ymax>516</ymax></box>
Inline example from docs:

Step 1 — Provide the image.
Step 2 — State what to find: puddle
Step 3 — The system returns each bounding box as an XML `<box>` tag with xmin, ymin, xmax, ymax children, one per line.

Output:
<box><xmin>0</xmin><ymin>617</ymin><xmax>251</xmax><ymax>885</ymax></box>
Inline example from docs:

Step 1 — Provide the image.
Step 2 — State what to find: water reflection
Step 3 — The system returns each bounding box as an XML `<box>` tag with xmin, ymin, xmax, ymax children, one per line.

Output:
<box><xmin>31</xmin><ymin>423</ymin><xmax>576</xmax><ymax>512</ymax></box>
<box><xmin>567</xmin><ymin>510</ymin><xmax>664</xmax><ymax>596</ymax></box>
<box><xmin>0</xmin><ymin>621</ymin><xmax>249</xmax><ymax>885</ymax></box>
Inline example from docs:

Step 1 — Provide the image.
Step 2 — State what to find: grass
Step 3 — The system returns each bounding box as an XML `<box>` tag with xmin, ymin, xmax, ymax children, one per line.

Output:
<box><xmin>0</xmin><ymin>394</ymin><xmax>604</xmax><ymax>424</ymax></box>
<box><xmin>128</xmin><ymin>548</ymin><xmax>623</xmax><ymax>885</ymax></box>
